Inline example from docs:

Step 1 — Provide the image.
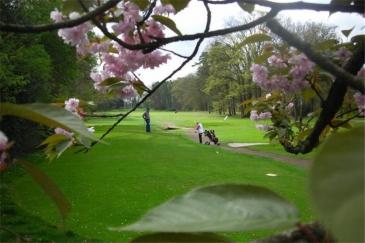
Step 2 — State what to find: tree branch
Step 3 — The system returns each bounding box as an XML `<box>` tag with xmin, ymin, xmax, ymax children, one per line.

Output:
<box><xmin>88</xmin><ymin>0</ymin><xmax>212</xmax><ymax>147</ymax></box>
<box><xmin>0</xmin><ymin>0</ymin><xmax>122</xmax><ymax>33</ymax></box>
<box><xmin>204</xmin><ymin>0</ymin><xmax>364</xmax><ymax>14</ymax></box>
<box><xmin>266</xmin><ymin>19</ymin><xmax>365</xmax><ymax>94</ymax></box>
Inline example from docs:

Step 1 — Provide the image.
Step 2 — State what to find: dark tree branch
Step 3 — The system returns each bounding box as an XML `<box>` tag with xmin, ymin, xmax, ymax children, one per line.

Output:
<box><xmin>83</xmin><ymin>113</ymin><xmax>124</xmax><ymax>118</ymax></box>
<box><xmin>0</xmin><ymin>0</ymin><xmax>122</xmax><ymax>33</ymax></box>
<box><xmin>266</xmin><ymin>19</ymin><xmax>365</xmax><ymax>94</ymax></box>
<box><xmin>336</xmin><ymin>108</ymin><xmax>358</xmax><ymax>118</ymax></box>
<box><xmin>204</xmin><ymin>0</ymin><xmax>364</xmax><ymax>14</ymax></box>
<box><xmin>332</xmin><ymin>112</ymin><xmax>361</xmax><ymax>128</ymax></box>
<box><xmin>139</xmin><ymin>0</ymin><xmax>158</xmax><ymax>24</ymax></box>
<box><xmin>88</xmin><ymin>0</ymin><xmax>212</xmax><ymax>147</ymax></box>
<box><xmin>159</xmin><ymin>48</ymin><xmax>190</xmax><ymax>59</ymax></box>
<box><xmin>278</xmin><ymin>43</ymin><xmax>364</xmax><ymax>154</ymax></box>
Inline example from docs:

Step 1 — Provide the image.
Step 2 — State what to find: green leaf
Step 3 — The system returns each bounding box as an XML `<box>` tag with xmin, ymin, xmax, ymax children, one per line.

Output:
<box><xmin>341</xmin><ymin>26</ymin><xmax>354</xmax><ymax>37</ymax></box>
<box><xmin>132</xmin><ymin>0</ymin><xmax>150</xmax><ymax>10</ymax></box>
<box><xmin>152</xmin><ymin>15</ymin><xmax>182</xmax><ymax>36</ymax></box>
<box><xmin>132</xmin><ymin>78</ymin><xmax>150</xmax><ymax>96</ymax></box>
<box><xmin>310</xmin><ymin>126</ymin><xmax>364</xmax><ymax>243</ymax></box>
<box><xmin>161</xmin><ymin>0</ymin><xmax>191</xmax><ymax>13</ymax></box>
<box><xmin>315</xmin><ymin>39</ymin><xmax>338</xmax><ymax>51</ymax></box>
<box><xmin>99</xmin><ymin>77</ymin><xmax>125</xmax><ymax>87</ymax></box>
<box><xmin>111</xmin><ymin>184</ymin><xmax>299</xmax><ymax>232</ymax></box>
<box><xmin>0</xmin><ymin>103</ymin><xmax>97</xmax><ymax>145</ymax></box>
<box><xmin>131</xmin><ymin>233</ymin><xmax>232</xmax><ymax>242</ymax></box>
<box><xmin>41</xmin><ymin>134</ymin><xmax>70</xmax><ymax>146</ymax></box>
<box><xmin>241</xmin><ymin>33</ymin><xmax>271</xmax><ymax>46</ymax></box>
<box><xmin>329</xmin><ymin>0</ymin><xmax>352</xmax><ymax>14</ymax></box>
<box><xmin>62</xmin><ymin>0</ymin><xmax>95</xmax><ymax>14</ymax></box>
<box><xmin>237</xmin><ymin>1</ymin><xmax>255</xmax><ymax>13</ymax></box>
<box><xmin>351</xmin><ymin>34</ymin><xmax>365</xmax><ymax>44</ymax></box>
<box><xmin>254</xmin><ymin>51</ymin><xmax>273</xmax><ymax>64</ymax></box>
<box><xmin>18</xmin><ymin>160</ymin><xmax>71</xmax><ymax>223</ymax></box>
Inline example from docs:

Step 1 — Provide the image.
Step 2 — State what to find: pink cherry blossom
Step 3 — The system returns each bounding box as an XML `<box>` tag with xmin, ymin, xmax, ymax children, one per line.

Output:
<box><xmin>354</xmin><ymin>92</ymin><xmax>365</xmax><ymax>115</ymax></box>
<box><xmin>357</xmin><ymin>68</ymin><xmax>365</xmax><ymax>79</ymax></box>
<box><xmin>119</xmin><ymin>85</ymin><xmax>137</xmax><ymax>100</ymax></box>
<box><xmin>50</xmin><ymin>9</ymin><xmax>64</xmax><ymax>22</ymax></box>
<box><xmin>0</xmin><ymin>131</ymin><xmax>8</xmax><ymax>151</ymax></box>
<box><xmin>54</xmin><ymin>127</ymin><xmax>74</xmax><ymax>139</ymax></box>
<box><xmin>268</xmin><ymin>54</ymin><xmax>287</xmax><ymax>68</ymax></box>
<box><xmin>250</xmin><ymin>110</ymin><xmax>259</xmax><ymax>121</ymax></box>
<box><xmin>335</xmin><ymin>47</ymin><xmax>352</xmax><ymax>62</ymax></box>
<box><xmin>154</xmin><ymin>4</ymin><xmax>176</xmax><ymax>15</ymax></box>
<box><xmin>259</xmin><ymin>112</ymin><xmax>272</xmax><ymax>120</ymax></box>
<box><xmin>250</xmin><ymin>64</ymin><xmax>268</xmax><ymax>87</ymax></box>
<box><xmin>65</xmin><ymin>98</ymin><xmax>80</xmax><ymax>112</ymax></box>
<box><xmin>286</xmin><ymin>102</ymin><xmax>295</xmax><ymax>110</ymax></box>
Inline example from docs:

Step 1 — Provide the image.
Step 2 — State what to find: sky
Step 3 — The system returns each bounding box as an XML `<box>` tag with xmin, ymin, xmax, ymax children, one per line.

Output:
<box><xmin>135</xmin><ymin>0</ymin><xmax>365</xmax><ymax>86</ymax></box>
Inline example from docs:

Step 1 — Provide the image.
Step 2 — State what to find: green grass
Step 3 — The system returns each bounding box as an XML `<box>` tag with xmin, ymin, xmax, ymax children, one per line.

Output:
<box><xmin>8</xmin><ymin>111</ymin><xmax>314</xmax><ymax>242</ymax></box>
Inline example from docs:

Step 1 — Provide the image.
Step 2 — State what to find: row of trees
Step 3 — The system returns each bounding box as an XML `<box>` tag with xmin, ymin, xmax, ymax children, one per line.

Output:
<box><xmin>0</xmin><ymin>0</ymin><xmax>100</xmax><ymax>154</ymax></box>
<box><xmin>149</xmin><ymin>17</ymin><xmax>337</xmax><ymax>118</ymax></box>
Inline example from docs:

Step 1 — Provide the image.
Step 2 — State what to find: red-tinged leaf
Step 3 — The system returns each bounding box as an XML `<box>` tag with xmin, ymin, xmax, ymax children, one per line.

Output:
<box><xmin>18</xmin><ymin>160</ymin><xmax>71</xmax><ymax>223</ymax></box>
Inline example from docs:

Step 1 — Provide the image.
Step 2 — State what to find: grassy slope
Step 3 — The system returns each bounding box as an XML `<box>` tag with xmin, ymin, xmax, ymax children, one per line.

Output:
<box><xmin>10</xmin><ymin>111</ymin><xmax>313</xmax><ymax>242</ymax></box>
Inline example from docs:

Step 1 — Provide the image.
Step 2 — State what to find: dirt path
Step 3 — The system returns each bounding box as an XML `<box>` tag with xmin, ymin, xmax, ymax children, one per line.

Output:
<box><xmin>180</xmin><ymin>126</ymin><xmax>311</xmax><ymax>168</ymax></box>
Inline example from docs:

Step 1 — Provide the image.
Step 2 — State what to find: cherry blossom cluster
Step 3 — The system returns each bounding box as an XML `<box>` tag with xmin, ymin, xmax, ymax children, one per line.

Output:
<box><xmin>250</xmin><ymin>110</ymin><xmax>272</xmax><ymax>121</ymax></box>
<box><xmin>53</xmin><ymin>98</ymin><xmax>94</xmax><ymax>140</ymax></box>
<box><xmin>250</xmin><ymin>52</ymin><xmax>315</xmax><ymax>93</ymax></box>
<box><xmin>353</xmin><ymin>68</ymin><xmax>365</xmax><ymax>115</ymax></box>
<box><xmin>50</xmin><ymin>1</ymin><xmax>175</xmax><ymax>100</ymax></box>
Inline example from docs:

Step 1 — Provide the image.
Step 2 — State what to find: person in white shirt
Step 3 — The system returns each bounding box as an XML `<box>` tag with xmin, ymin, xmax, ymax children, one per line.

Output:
<box><xmin>195</xmin><ymin>122</ymin><xmax>204</xmax><ymax>144</ymax></box>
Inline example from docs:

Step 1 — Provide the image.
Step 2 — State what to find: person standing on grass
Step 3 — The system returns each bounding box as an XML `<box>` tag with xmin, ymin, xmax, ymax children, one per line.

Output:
<box><xmin>195</xmin><ymin>122</ymin><xmax>204</xmax><ymax>144</ymax></box>
<box><xmin>142</xmin><ymin>108</ymin><xmax>151</xmax><ymax>132</ymax></box>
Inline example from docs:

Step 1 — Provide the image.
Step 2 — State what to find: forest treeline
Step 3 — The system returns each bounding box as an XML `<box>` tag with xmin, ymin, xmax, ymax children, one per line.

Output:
<box><xmin>148</xmin><ymin>17</ymin><xmax>338</xmax><ymax>118</ymax></box>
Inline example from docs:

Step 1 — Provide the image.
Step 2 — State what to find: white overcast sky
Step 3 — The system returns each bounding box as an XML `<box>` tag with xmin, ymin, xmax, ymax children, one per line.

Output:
<box><xmin>135</xmin><ymin>0</ymin><xmax>365</xmax><ymax>86</ymax></box>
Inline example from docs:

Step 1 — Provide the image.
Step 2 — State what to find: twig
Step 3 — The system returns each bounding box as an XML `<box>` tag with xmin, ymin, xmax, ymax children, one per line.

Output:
<box><xmin>336</xmin><ymin>108</ymin><xmax>358</xmax><ymax>118</ymax></box>
<box><xmin>267</xmin><ymin>19</ymin><xmax>364</xmax><ymax>94</ymax></box>
<box><xmin>0</xmin><ymin>0</ymin><xmax>122</xmax><ymax>33</ymax></box>
<box><xmin>204</xmin><ymin>0</ymin><xmax>364</xmax><ymax>14</ymax></box>
<box><xmin>159</xmin><ymin>48</ymin><xmax>190</xmax><ymax>59</ymax></box>
<box><xmin>83</xmin><ymin>113</ymin><xmax>124</xmax><ymax>118</ymax></box>
<box><xmin>332</xmin><ymin>112</ymin><xmax>360</xmax><ymax>128</ymax></box>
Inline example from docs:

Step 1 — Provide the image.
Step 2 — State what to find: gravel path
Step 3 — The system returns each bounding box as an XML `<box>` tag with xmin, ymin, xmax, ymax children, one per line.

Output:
<box><xmin>181</xmin><ymin>127</ymin><xmax>311</xmax><ymax>168</ymax></box>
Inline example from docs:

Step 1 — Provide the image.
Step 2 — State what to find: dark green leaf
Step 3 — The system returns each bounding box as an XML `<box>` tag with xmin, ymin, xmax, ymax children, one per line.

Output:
<box><xmin>329</xmin><ymin>0</ymin><xmax>352</xmax><ymax>14</ymax></box>
<box><xmin>341</xmin><ymin>26</ymin><xmax>354</xmax><ymax>37</ymax></box>
<box><xmin>132</xmin><ymin>0</ymin><xmax>150</xmax><ymax>10</ymax></box>
<box><xmin>254</xmin><ymin>51</ymin><xmax>273</xmax><ymax>64</ymax></box>
<box><xmin>18</xmin><ymin>160</ymin><xmax>71</xmax><ymax>223</ymax></box>
<box><xmin>111</xmin><ymin>184</ymin><xmax>299</xmax><ymax>232</ymax></box>
<box><xmin>161</xmin><ymin>0</ymin><xmax>191</xmax><ymax>13</ymax></box>
<box><xmin>0</xmin><ymin>103</ymin><xmax>97</xmax><ymax>144</ymax></box>
<box><xmin>241</xmin><ymin>34</ymin><xmax>271</xmax><ymax>46</ymax></box>
<box><xmin>152</xmin><ymin>15</ymin><xmax>182</xmax><ymax>36</ymax></box>
<box><xmin>99</xmin><ymin>77</ymin><xmax>125</xmax><ymax>87</ymax></box>
<box><xmin>310</xmin><ymin>126</ymin><xmax>364</xmax><ymax>243</ymax></box>
<box><xmin>131</xmin><ymin>233</ymin><xmax>232</xmax><ymax>242</ymax></box>
<box><xmin>62</xmin><ymin>0</ymin><xmax>95</xmax><ymax>14</ymax></box>
<box><xmin>237</xmin><ymin>1</ymin><xmax>255</xmax><ymax>13</ymax></box>
<box><xmin>351</xmin><ymin>34</ymin><xmax>365</xmax><ymax>44</ymax></box>
<box><xmin>315</xmin><ymin>39</ymin><xmax>338</xmax><ymax>51</ymax></box>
